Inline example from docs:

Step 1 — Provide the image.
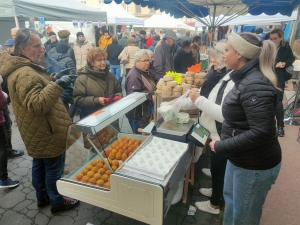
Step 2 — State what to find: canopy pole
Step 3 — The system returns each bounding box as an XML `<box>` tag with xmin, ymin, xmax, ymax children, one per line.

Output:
<box><xmin>210</xmin><ymin>4</ymin><xmax>217</xmax><ymax>48</ymax></box>
<box><xmin>14</xmin><ymin>16</ymin><xmax>19</xmax><ymax>28</ymax></box>
<box><xmin>290</xmin><ymin>6</ymin><xmax>300</xmax><ymax>48</ymax></box>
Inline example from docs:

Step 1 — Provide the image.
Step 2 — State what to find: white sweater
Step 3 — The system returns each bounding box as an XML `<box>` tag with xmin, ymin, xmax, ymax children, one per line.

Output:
<box><xmin>181</xmin><ymin>72</ymin><xmax>234</xmax><ymax>141</ymax></box>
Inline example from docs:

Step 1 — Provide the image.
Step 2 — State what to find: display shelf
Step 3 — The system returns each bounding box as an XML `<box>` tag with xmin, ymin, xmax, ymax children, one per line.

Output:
<box><xmin>75</xmin><ymin>92</ymin><xmax>148</xmax><ymax>134</ymax></box>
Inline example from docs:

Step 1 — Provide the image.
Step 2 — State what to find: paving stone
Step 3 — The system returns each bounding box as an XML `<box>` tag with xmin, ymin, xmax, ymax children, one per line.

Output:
<box><xmin>104</xmin><ymin>217</ymin><xmax>119</xmax><ymax>225</ymax></box>
<box><xmin>23</xmin><ymin>181</ymin><xmax>32</xmax><ymax>188</ymax></box>
<box><xmin>60</xmin><ymin>208</ymin><xmax>78</xmax><ymax>218</ymax></box>
<box><xmin>48</xmin><ymin>216</ymin><xmax>74</xmax><ymax>225</ymax></box>
<box><xmin>26</xmin><ymin>190</ymin><xmax>37</xmax><ymax>201</ymax></box>
<box><xmin>20</xmin><ymin>208</ymin><xmax>28</xmax><ymax>214</ymax></box>
<box><xmin>7</xmin><ymin>163</ymin><xmax>18</xmax><ymax>170</ymax></box>
<box><xmin>18</xmin><ymin>159</ymin><xmax>32</xmax><ymax>168</ymax></box>
<box><xmin>0</xmin><ymin>210</ymin><xmax>32</xmax><ymax>225</ymax></box>
<box><xmin>75</xmin><ymin>208</ymin><xmax>95</xmax><ymax>221</ymax></box>
<box><xmin>0</xmin><ymin>191</ymin><xmax>26</xmax><ymax>208</ymax></box>
<box><xmin>13</xmin><ymin>199</ymin><xmax>33</xmax><ymax>211</ymax></box>
<box><xmin>26</xmin><ymin>209</ymin><xmax>39</xmax><ymax>218</ymax></box>
<box><xmin>73</xmin><ymin>218</ymin><xmax>96</xmax><ymax>225</ymax></box>
<box><xmin>11</xmin><ymin>167</ymin><xmax>30</xmax><ymax>176</ymax></box>
<box><xmin>94</xmin><ymin>209</ymin><xmax>111</xmax><ymax>220</ymax></box>
<box><xmin>27</xmin><ymin>202</ymin><xmax>38</xmax><ymax>210</ymax></box>
<box><xmin>35</xmin><ymin>212</ymin><xmax>50</xmax><ymax>225</ymax></box>
<box><xmin>21</xmin><ymin>187</ymin><xmax>32</xmax><ymax>194</ymax></box>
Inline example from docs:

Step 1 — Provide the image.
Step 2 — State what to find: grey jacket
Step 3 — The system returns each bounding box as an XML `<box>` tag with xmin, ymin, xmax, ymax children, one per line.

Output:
<box><xmin>153</xmin><ymin>41</ymin><xmax>175</xmax><ymax>78</ymax></box>
<box><xmin>50</xmin><ymin>52</ymin><xmax>76</xmax><ymax>75</ymax></box>
<box><xmin>48</xmin><ymin>42</ymin><xmax>76</xmax><ymax>69</ymax></box>
<box><xmin>118</xmin><ymin>37</ymin><xmax>128</xmax><ymax>49</ymax></box>
<box><xmin>135</xmin><ymin>35</ymin><xmax>147</xmax><ymax>49</ymax></box>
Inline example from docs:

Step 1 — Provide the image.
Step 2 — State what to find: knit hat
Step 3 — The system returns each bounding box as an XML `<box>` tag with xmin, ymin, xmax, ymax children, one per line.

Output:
<box><xmin>164</xmin><ymin>30</ymin><xmax>178</xmax><ymax>41</ymax></box>
<box><xmin>76</xmin><ymin>31</ymin><xmax>84</xmax><ymax>38</ymax></box>
<box><xmin>4</xmin><ymin>39</ymin><xmax>14</xmax><ymax>46</ymax></box>
<box><xmin>228</xmin><ymin>32</ymin><xmax>261</xmax><ymax>59</ymax></box>
<box><xmin>57</xmin><ymin>30</ymin><xmax>70</xmax><ymax>39</ymax></box>
<box><xmin>56</xmin><ymin>42</ymin><xmax>69</xmax><ymax>54</ymax></box>
<box><xmin>139</xmin><ymin>30</ymin><xmax>146</xmax><ymax>35</ymax></box>
<box><xmin>49</xmin><ymin>31</ymin><xmax>56</xmax><ymax>37</ymax></box>
<box><xmin>212</xmin><ymin>42</ymin><xmax>226</xmax><ymax>54</ymax></box>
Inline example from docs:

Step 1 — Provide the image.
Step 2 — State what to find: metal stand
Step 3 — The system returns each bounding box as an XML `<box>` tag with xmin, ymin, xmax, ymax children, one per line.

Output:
<box><xmin>284</xmin><ymin>77</ymin><xmax>300</xmax><ymax>126</ymax></box>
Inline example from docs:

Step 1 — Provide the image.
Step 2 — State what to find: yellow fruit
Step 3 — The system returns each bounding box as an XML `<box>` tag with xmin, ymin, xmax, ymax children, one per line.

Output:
<box><xmin>96</xmin><ymin>163</ymin><xmax>103</xmax><ymax>169</ymax></box>
<box><xmin>105</xmin><ymin>170</ymin><xmax>112</xmax><ymax>176</ymax></box>
<box><xmin>112</xmin><ymin>165</ymin><xmax>118</xmax><ymax>171</ymax></box>
<box><xmin>96</xmin><ymin>179</ymin><xmax>104</xmax><ymax>186</ymax></box>
<box><xmin>76</xmin><ymin>173</ymin><xmax>83</xmax><ymax>180</ymax></box>
<box><xmin>87</xmin><ymin>171</ymin><xmax>94</xmax><ymax>178</ymax></box>
<box><xmin>85</xmin><ymin>164</ymin><xmax>92</xmax><ymax>170</ymax></box>
<box><xmin>109</xmin><ymin>152</ymin><xmax>116</xmax><ymax>160</ymax></box>
<box><xmin>82</xmin><ymin>175</ymin><xmax>89</xmax><ymax>183</ymax></box>
<box><xmin>112</xmin><ymin>160</ymin><xmax>119</xmax><ymax>167</ymax></box>
<box><xmin>101</xmin><ymin>174</ymin><xmax>109</xmax><ymax>182</ymax></box>
<box><xmin>94</xmin><ymin>173</ymin><xmax>101</xmax><ymax>179</ymax></box>
<box><xmin>98</xmin><ymin>168</ymin><xmax>106</xmax><ymax>175</ymax></box>
<box><xmin>89</xmin><ymin>177</ymin><xmax>96</xmax><ymax>184</ymax></box>
<box><xmin>91</xmin><ymin>167</ymin><xmax>98</xmax><ymax>173</ymax></box>
<box><xmin>103</xmin><ymin>182</ymin><xmax>111</xmax><ymax>189</ymax></box>
<box><xmin>91</xmin><ymin>160</ymin><xmax>98</xmax><ymax>166</ymax></box>
<box><xmin>115</xmin><ymin>152</ymin><xmax>122</xmax><ymax>160</ymax></box>
<box><xmin>81</xmin><ymin>169</ymin><xmax>88</xmax><ymax>175</ymax></box>
<box><xmin>121</xmin><ymin>153</ymin><xmax>128</xmax><ymax>161</ymax></box>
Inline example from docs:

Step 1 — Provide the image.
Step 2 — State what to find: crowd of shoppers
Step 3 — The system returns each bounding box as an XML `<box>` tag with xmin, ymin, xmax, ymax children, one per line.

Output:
<box><xmin>0</xmin><ymin>24</ymin><xmax>291</xmax><ymax>225</ymax></box>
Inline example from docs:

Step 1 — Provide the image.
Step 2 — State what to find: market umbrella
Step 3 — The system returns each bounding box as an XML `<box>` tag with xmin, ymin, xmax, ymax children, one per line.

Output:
<box><xmin>104</xmin><ymin>0</ymin><xmax>300</xmax><ymax>28</ymax></box>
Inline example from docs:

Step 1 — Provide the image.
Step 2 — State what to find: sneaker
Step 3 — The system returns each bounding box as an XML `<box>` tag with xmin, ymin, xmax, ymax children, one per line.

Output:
<box><xmin>202</xmin><ymin>168</ymin><xmax>212</xmax><ymax>177</ymax></box>
<box><xmin>199</xmin><ymin>188</ymin><xmax>212</xmax><ymax>197</ymax></box>
<box><xmin>51</xmin><ymin>198</ymin><xmax>80</xmax><ymax>214</ymax></box>
<box><xmin>37</xmin><ymin>194</ymin><xmax>50</xmax><ymax>208</ymax></box>
<box><xmin>7</xmin><ymin>149</ymin><xmax>24</xmax><ymax>159</ymax></box>
<box><xmin>278</xmin><ymin>127</ymin><xmax>285</xmax><ymax>137</ymax></box>
<box><xmin>195</xmin><ymin>200</ymin><xmax>220</xmax><ymax>215</ymax></box>
<box><xmin>0</xmin><ymin>178</ymin><xmax>19</xmax><ymax>189</ymax></box>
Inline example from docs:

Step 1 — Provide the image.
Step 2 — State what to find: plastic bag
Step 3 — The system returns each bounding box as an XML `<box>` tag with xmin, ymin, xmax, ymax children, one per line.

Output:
<box><xmin>157</xmin><ymin>90</ymin><xmax>190</xmax><ymax>122</ymax></box>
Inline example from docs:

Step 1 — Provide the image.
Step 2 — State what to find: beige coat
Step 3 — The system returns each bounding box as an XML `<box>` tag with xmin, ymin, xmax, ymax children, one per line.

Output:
<box><xmin>0</xmin><ymin>52</ymin><xmax>72</xmax><ymax>158</ymax></box>
<box><xmin>118</xmin><ymin>45</ymin><xmax>140</xmax><ymax>69</ymax></box>
<box><xmin>74</xmin><ymin>40</ymin><xmax>94</xmax><ymax>71</ymax></box>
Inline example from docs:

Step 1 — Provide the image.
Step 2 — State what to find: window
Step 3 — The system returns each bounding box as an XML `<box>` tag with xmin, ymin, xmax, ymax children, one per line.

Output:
<box><xmin>135</xmin><ymin>5</ymin><xmax>141</xmax><ymax>13</ymax></box>
<box><xmin>80</xmin><ymin>1</ymin><xmax>86</xmax><ymax>4</ymax></box>
<box><xmin>149</xmin><ymin>7</ymin><xmax>156</xmax><ymax>13</ymax></box>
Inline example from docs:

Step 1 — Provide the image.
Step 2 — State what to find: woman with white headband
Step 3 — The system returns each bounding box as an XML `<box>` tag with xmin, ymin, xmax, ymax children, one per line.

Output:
<box><xmin>209</xmin><ymin>32</ymin><xmax>282</xmax><ymax>224</ymax></box>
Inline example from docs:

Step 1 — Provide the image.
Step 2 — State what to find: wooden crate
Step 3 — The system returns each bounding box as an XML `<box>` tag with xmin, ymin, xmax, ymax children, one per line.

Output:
<box><xmin>154</xmin><ymin>92</ymin><xmax>199</xmax><ymax>121</ymax></box>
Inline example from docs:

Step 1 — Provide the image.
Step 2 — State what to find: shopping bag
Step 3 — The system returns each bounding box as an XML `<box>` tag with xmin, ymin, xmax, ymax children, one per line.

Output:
<box><xmin>157</xmin><ymin>90</ymin><xmax>190</xmax><ymax>122</ymax></box>
<box><xmin>120</xmin><ymin>47</ymin><xmax>129</xmax><ymax>65</ymax></box>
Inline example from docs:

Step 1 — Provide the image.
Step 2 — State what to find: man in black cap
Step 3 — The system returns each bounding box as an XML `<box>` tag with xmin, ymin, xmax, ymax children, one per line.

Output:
<box><xmin>44</xmin><ymin>31</ymin><xmax>58</xmax><ymax>52</ymax></box>
<box><xmin>153</xmin><ymin>30</ymin><xmax>178</xmax><ymax>78</ymax></box>
<box><xmin>135</xmin><ymin>30</ymin><xmax>147</xmax><ymax>49</ymax></box>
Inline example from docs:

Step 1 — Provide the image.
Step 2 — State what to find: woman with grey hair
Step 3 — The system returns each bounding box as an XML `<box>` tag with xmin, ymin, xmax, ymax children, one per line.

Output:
<box><xmin>107</xmin><ymin>35</ymin><xmax>123</xmax><ymax>83</ymax></box>
<box><xmin>125</xmin><ymin>49</ymin><xmax>156</xmax><ymax>133</ymax></box>
<box><xmin>179</xmin><ymin>41</ymin><xmax>234</xmax><ymax>215</ymax></box>
<box><xmin>118</xmin><ymin>30</ymin><xmax>131</xmax><ymax>49</ymax></box>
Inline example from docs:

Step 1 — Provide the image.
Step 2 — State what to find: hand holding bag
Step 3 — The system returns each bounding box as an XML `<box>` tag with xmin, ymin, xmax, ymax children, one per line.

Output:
<box><xmin>120</xmin><ymin>47</ymin><xmax>129</xmax><ymax>65</ymax></box>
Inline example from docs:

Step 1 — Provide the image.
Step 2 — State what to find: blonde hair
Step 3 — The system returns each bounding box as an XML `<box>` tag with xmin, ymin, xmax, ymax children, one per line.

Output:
<box><xmin>128</xmin><ymin>37</ymin><xmax>136</xmax><ymax>45</ymax></box>
<box><xmin>209</xmin><ymin>47</ymin><xmax>225</xmax><ymax>70</ymax></box>
<box><xmin>270</xmin><ymin>29</ymin><xmax>286</xmax><ymax>47</ymax></box>
<box><xmin>239</xmin><ymin>33</ymin><xmax>280</xmax><ymax>91</ymax></box>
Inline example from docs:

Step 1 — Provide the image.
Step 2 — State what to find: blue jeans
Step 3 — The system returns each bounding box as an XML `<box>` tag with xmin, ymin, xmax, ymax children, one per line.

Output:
<box><xmin>223</xmin><ymin>160</ymin><xmax>281</xmax><ymax>225</ymax></box>
<box><xmin>32</xmin><ymin>154</ymin><xmax>65</xmax><ymax>207</ymax></box>
<box><xmin>110</xmin><ymin>64</ymin><xmax>122</xmax><ymax>83</ymax></box>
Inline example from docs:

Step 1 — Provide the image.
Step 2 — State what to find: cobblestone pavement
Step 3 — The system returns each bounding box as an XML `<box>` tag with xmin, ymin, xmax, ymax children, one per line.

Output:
<box><xmin>0</xmin><ymin>104</ymin><xmax>220</xmax><ymax>225</ymax></box>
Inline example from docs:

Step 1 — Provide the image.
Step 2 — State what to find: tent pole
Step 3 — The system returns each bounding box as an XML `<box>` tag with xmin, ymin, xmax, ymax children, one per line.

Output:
<box><xmin>290</xmin><ymin>6</ymin><xmax>300</xmax><ymax>47</ymax></box>
<box><xmin>14</xmin><ymin>16</ymin><xmax>20</xmax><ymax>28</ymax></box>
<box><xmin>210</xmin><ymin>4</ymin><xmax>217</xmax><ymax>48</ymax></box>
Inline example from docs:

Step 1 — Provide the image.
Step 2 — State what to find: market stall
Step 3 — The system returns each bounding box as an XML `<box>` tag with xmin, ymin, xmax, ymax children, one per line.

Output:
<box><xmin>57</xmin><ymin>92</ymin><xmax>195</xmax><ymax>225</ymax></box>
<box><xmin>133</xmin><ymin>14</ymin><xmax>194</xmax><ymax>31</ymax></box>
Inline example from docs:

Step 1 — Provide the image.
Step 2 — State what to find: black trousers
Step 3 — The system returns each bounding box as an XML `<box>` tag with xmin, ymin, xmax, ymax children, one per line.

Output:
<box><xmin>0</xmin><ymin>124</ymin><xmax>8</xmax><ymax>180</ymax></box>
<box><xmin>210</xmin><ymin>151</ymin><xmax>227</xmax><ymax>206</ymax></box>
<box><xmin>3</xmin><ymin>106</ymin><xmax>13</xmax><ymax>154</ymax></box>
<box><xmin>276</xmin><ymin>88</ymin><xmax>284</xmax><ymax>128</ymax></box>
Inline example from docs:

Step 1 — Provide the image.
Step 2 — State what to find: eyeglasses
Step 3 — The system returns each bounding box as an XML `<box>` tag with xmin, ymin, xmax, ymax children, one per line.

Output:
<box><xmin>138</xmin><ymin>59</ymin><xmax>150</xmax><ymax>63</ymax></box>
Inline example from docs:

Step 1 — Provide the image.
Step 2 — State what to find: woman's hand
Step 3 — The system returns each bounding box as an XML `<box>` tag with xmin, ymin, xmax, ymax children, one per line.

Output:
<box><xmin>209</xmin><ymin>139</ymin><xmax>216</xmax><ymax>153</ymax></box>
<box><xmin>276</xmin><ymin>62</ymin><xmax>285</xmax><ymax>68</ymax></box>
<box><xmin>189</xmin><ymin>90</ymin><xmax>200</xmax><ymax>103</ymax></box>
<box><xmin>98</xmin><ymin>97</ymin><xmax>106</xmax><ymax>105</ymax></box>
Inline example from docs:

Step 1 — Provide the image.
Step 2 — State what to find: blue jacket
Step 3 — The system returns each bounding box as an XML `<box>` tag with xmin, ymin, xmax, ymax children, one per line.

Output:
<box><xmin>149</xmin><ymin>40</ymin><xmax>158</xmax><ymax>52</ymax></box>
<box><xmin>44</xmin><ymin>52</ymin><xmax>74</xmax><ymax>104</ymax></box>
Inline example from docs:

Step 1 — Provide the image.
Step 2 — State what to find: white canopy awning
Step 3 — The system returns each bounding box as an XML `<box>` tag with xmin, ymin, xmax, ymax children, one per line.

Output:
<box><xmin>134</xmin><ymin>14</ymin><xmax>194</xmax><ymax>31</ymax></box>
<box><xmin>195</xmin><ymin>11</ymin><xmax>298</xmax><ymax>27</ymax></box>
<box><xmin>98</xmin><ymin>2</ymin><xmax>144</xmax><ymax>25</ymax></box>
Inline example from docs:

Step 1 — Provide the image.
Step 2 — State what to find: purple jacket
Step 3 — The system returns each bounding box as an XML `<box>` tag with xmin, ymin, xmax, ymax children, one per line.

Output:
<box><xmin>0</xmin><ymin>86</ymin><xmax>7</xmax><ymax>125</ymax></box>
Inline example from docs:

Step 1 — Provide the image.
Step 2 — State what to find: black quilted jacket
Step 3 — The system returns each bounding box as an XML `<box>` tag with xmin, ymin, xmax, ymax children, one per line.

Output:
<box><xmin>215</xmin><ymin>59</ymin><xmax>281</xmax><ymax>170</ymax></box>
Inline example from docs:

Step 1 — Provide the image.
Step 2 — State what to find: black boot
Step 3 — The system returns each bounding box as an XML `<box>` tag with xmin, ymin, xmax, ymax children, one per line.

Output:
<box><xmin>278</xmin><ymin>127</ymin><xmax>285</xmax><ymax>137</ymax></box>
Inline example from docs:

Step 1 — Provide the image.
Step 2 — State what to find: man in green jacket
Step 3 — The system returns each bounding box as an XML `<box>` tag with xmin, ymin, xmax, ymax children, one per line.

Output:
<box><xmin>0</xmin><ymin>28</ymin><xmax>79</xmax><ymax>213</ymax></box>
